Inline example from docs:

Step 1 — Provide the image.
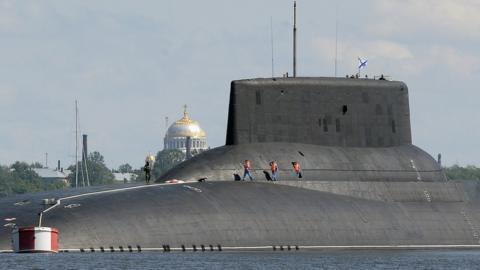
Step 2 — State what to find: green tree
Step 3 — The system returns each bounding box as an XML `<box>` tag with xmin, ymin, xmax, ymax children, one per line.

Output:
<box><xmin>445</xmin><ymin>165</ymin><xmax>480</xmax><ymax>180</ymax></box>
<box><xmin>68</xmin><ymin>151</ymin><xmax>114</xmax><ymax>186</ymax></box>
<box><xmin>151</xmin><ymin>149</ymin><xmax>185</xmax><ymax>179</ymax></box>
<box><xmin>12</xmin><ymin>161</ymin><xmax>38</xmax><ymax>178</ymax></box>
<box><xmin>118</xmin><ymin>163</ymin><xmax>133</xmax><ymax>173</ymax></box>
<box><xmin>0</xmin><ymin>162</ymin><xmax>66</xmax><ymax>197</ymax></box>
<box><xmin>30</xmin><ymin>162</ymin><xmax>44</xmax><ymax>169</ymax></box>
<box><xmin>0</xmin><ymin>165</ymin><xmax>18</xmax><ymax>197</ymax></box>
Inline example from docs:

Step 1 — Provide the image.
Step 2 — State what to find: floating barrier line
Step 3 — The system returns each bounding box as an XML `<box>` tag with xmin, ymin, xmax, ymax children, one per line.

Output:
<box><xmin>30</xmin><ymin>244</ymin><xmax>480</xmax><ymax>253</ymax></box>
<box><xmin>216</xmin><ymin>244</ymin><xmax>480</xmax><ymax>250</ymax></box>
<box><xmin>297</xmin><ymin>244</ymin><xmax>480</xmax><ymax>250</ymax></box>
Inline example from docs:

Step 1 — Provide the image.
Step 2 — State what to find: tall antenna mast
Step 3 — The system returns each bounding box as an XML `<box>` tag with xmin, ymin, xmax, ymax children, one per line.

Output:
<box><xmin>334</xmin><ymin>4</ymin><xmax>338</xmax><ymax>77</ymax></box>
<box><xmin>75</xmin><ymin>100</ymin><xmax>78</xmax><ymax>188</ymax></box>
<box><xmin>293</xmin><ymin>1</ymin><xmax>297</xmax><ymax>77</ymax></box>
<box><xmin>270</xmin><ymin>16</ymin><xmax>275</xmax><ymax>78</ymax></box>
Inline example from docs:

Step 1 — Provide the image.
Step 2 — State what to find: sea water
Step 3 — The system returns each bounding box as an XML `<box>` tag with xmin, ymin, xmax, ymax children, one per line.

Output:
<box><xmin>1</xmin><ymin>250</ymin><xmax>480</xmax><ymax>270</ymax></box>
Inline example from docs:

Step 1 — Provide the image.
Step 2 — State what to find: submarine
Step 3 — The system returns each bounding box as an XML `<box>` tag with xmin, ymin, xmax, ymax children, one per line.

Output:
<box><xmin>1</xmin><ymin>75</ymin><xmax>480</xmax><ymax>252</ymax></box>
<box><xmin>1</xmin><ymin>3</ymin><xmax>480</xmax><ymax>252</ymax></box>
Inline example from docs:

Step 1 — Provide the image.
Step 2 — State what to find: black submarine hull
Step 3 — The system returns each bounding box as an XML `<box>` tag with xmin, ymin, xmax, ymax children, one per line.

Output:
<box><xmin>2</xmin><ymin>77</ymin><xmax>474</xmax><ymax>251</ymax></box>
<box><xmin>1</xmin><ymin>180</ymin><xmax>480</xmax><ymax>250</ymax></box>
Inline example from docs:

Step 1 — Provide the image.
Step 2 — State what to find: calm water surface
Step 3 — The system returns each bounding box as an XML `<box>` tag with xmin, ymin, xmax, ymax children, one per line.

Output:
<box><xmin>1</xmin><ymin>250</ymin><xmax>480</xmax><ymax>269</ymax></box>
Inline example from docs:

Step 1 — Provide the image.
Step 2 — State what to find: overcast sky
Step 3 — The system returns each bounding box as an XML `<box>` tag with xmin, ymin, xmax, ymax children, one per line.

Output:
<box><xmin>0</xmin><ymin>0</ymin><xmax>478</xmax><ymax>169</ymax></box>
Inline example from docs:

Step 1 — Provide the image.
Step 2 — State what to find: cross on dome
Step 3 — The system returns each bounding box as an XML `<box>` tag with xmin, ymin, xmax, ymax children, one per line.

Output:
<box><xmin>183</xmin><ymin>104</ymin><xmax>188</xmax><ymax>119</ymax></box>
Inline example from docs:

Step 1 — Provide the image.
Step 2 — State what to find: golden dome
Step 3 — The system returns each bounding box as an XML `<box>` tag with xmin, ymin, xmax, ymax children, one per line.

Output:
<box><xmin>166</xmin><ymin>105</ymin><xmax>207</xmax><ymax>138</ymax></box>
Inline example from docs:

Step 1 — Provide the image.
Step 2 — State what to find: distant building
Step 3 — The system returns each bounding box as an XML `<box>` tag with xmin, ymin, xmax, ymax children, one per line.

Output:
<box><xmin>164</xmin><ymin>106</ymin><xmax>208</xmax><ymax>154</ymax></box>
<box><xmin>33</xmin><ymin>168</ymin><xmax>70</xmax><ymax>185</ymax></box>
<box><xmin>113</xmin><ymin>172</ymin><xmax>137</xmax><ymax>183</ymax></box>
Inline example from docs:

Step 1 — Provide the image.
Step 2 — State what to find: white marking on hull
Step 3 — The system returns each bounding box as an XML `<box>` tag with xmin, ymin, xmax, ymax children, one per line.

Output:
<box><xmin>183</xmin><ymin>185</ymin><xmax>202</xmax><ymax>193</ymax></box>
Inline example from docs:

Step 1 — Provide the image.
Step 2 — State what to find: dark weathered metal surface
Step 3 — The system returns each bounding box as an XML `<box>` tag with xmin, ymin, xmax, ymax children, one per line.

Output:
<box><xmin>226</xmin><ymin>77</ymin><xmax>411</xmax><ymax>147</ymax></box>
<box><xmin>159</xmin><ymin>143</ymin><xmax>444</xmax><ymax>182</ymax></box>
<box><xmin>1</xmin><ymin>181</ymin><xmax>479</xmax><ymax>250</ymax></box>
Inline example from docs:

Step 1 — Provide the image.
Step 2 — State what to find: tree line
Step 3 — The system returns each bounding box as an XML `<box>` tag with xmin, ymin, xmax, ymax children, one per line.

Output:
<box><xmin>444</xmin><ymin>165</ymin><xmax>480</xmax><ymax>181</ymax></box>
<box><xmin>66</xmin><ymin>149</ymin><xmax>185</xmax><ymax>186</ymax></box>
<box><xmin>0</xmin><ymin>149</ymin><xmax>185</xmax><ymax>197</ymax></box>
<box><xmin>0</xmin><ymin>162</ymin><xmax>65</xmax><ymax>197</ymax></box>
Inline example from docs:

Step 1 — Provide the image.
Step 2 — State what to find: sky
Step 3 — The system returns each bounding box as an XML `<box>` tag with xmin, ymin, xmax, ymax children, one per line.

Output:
<box><xmin>0</xmin><ymin>0</ymin><xmax>479</xmax><ymax>169</ymax></box>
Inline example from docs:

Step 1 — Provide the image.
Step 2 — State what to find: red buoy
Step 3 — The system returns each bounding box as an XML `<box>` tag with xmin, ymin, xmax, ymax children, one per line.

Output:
<box><xmin>11</xmin><ymin>227</ymin><xmax>59</xmax><ymax>253</ymax></box>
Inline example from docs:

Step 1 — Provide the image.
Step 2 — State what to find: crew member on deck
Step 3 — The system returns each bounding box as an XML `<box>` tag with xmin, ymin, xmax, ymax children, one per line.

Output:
<box><xmin>292</xmin><ymin>161</ymin><xmax>302</xmax><ymax>179</ymax></box>
<box><xmin>144</xmin><ymin>161</ymin><xmax>151</xmax><ymax>184</ymax></box>
<box><xmin>242</xmin><ymin>159</ymin><xmax>254</xmax><ymax>181</ymax></box>
<box><xmin>270</xmin><ymin>160</ymin><xmax>279</xmax><ymax>181</ymax></box>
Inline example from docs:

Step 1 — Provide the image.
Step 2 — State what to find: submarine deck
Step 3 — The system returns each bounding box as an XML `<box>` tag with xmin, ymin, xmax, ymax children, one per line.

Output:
<box><xmin>1</xmin><ymin>180</ymin><xmax>480</xmax><ymax>251</ymax></box>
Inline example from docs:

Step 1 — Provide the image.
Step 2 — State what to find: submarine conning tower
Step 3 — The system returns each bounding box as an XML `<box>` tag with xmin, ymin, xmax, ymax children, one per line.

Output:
<box><xmin>159</xmin><ymin>77</ymin><xmax>445</xmax><ymax>183</ymax></box>
<box><xmin>226</xmin><ymin>77</ymin><xmax>411</xmax><ymax>147</ymax></box>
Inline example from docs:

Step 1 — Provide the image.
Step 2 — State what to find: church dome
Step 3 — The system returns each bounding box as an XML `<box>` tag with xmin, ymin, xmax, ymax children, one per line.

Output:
<box><xmin>164</xmin><ymin>105</ymin><xmax>208</xmax><ymax>153</ymax></box>
<box><xmin>166</xmin><ymin>107</ymin><xmax>206</xmax><ymax>139</ymax></box>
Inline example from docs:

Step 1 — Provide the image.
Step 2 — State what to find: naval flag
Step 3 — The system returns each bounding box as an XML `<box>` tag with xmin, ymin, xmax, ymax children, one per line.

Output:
<box><xmin>358</xmin><ymin>57</ymin><xmax>368</xmax><ymax>69</ymax></box>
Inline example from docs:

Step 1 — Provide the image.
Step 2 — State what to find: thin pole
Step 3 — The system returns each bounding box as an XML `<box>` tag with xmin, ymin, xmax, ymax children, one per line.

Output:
<box><xmin>334</xmin><ymin>4</ymin><xmax>338</xmax><ymax>77</ymax></box>
<box><xmin>77</xmin><ymin>104</ymin><xmax>85</xmax><ymax>187</ymax></box>
<box><xmin>293</xmin><ymin>1</ymin><xmax>297</xmax><ymax>77</ymax></box>
<box><xmin>75</xmin><ymin>100</ymin><xmax>78</xmax><ymax>188</ymax></box>
<box><xmin>270</xmin><ymin>16</ymin><xmax>275</xmax><ymax>78</ymax></box>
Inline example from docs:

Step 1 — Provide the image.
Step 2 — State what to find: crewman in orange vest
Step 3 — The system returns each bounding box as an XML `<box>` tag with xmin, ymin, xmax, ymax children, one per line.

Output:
<box><xmin>242</xmin><ymin>159</ymin><xmax>254</xmax><ymax>181</ymax></box>
<box><xmin>270</xmin><ymin>160</ymin><xmax>279</xmax><ymax>181</ymax></box>
<box><xmin>292</xmin><ymin>161</ymin><xmax>302</xmax><ymax>179</ymax></box>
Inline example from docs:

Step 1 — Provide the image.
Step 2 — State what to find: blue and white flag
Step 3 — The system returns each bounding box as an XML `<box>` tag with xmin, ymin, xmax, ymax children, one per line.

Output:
<box><xmin>358</xmin><ymin>57</ymin><xmax>368</xmax><ymax>69</ymax></box>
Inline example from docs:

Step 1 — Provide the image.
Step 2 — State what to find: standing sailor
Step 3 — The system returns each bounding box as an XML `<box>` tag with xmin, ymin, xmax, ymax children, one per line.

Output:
<box><xmin>143</xmin><ymin>154</ymin><xmax>155</xmax><ymax>184</ymax></box>
<box><xmin>144</xmin><ymin>161</ymin><xmax>151</xmax><ymax>184</ymax></box>
<box><xmin>242</xmin><ymin>159</ymin><xmax>254</xmax><ymax>181</ymax></box>
<box><xmin>270</xmin><ymin>160</ymin><xmax>279</xmax><ymax>181</ymax></box>
<box><xmin>292</xmin><ymin>161</ymin><xmax>302</xmax><ymax>179</ymax></box>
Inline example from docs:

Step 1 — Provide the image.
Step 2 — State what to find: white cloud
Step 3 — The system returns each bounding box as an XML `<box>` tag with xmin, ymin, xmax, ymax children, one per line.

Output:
<box><xmin>427</xmin><ymin>45</ymin><xmax>480</xmax><ymax>74</ymax></box>
<box><xmin>372</xmin><ymin>0</ymin><xmax>480</xmax><ymax>39</ymax></box>
<box><xmin>312</xmin><ymin>37</ymin><xmax>479</xmax><ymax>77</ymax></box>
<box><xmin>0</xmin><ymin>85</ymin><xmax>16</xmax><ymax>106</ymax></box>
<box><xmin>0</xmin><ymin>1</ymin><xmax>19</xmax><ymax>31</ymax></box>
<box><xmin>399</xmin><ymin>45</ymin><xmax>480</xmax><ymax>76</ymax></box>
<box><xmin>312</xmin><ymin>38</ymin><xmax>412</xmax><ymax>60</ymax></box>
<box><xmin>311</xmin><ymin>37</ymin><xmax>414</xmax><ymax>75</ymax></box>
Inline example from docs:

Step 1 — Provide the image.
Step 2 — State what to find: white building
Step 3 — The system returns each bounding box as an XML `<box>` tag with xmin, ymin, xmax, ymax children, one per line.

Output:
<box><xmin>113</xmin><ymin>172</ymin><xmax>137</xmax><ymax>183</ymax></box>
<box><xmin>33</xmin><ymin>168</ymin><xmax>70</xmax><ymax>185</ymax></box>
<box><xmin>164</xmin><ymin>106</ymin><xmax>208</xmax><ymax>154</ymax></box>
